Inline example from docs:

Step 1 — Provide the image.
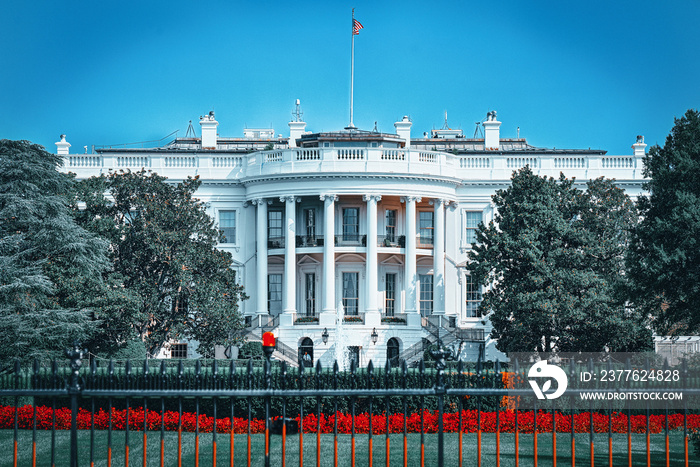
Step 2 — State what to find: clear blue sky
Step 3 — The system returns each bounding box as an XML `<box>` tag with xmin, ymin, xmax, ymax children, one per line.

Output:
<box><xmin>1</xmin><ymin>1</ymin><xmax>698</xmax><ymax>156</ymax></box>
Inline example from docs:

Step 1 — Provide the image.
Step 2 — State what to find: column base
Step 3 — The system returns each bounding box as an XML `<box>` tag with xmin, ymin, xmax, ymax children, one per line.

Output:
<box><xmin>279</xmin><ymin>312</ymin><xmax>296</xmax><ymax>327</ymax></box>
<box><xmin>406</xmin><ymin>313</ymin><xmax>422</xmax><ymax>327</ymax></box>
<box><xmin>364</xmin><ymin>311</ymin><xmax>381</xmax><ymax>327</ymax></box>
<box><xmin>319</xmin><ymin>311</ymin><xmax>337</xmax><ymax>326</ymax></box>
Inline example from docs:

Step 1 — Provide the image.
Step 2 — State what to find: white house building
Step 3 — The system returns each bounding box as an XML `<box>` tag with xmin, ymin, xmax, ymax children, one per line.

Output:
<box><xmin>58</xmin><ymin>105</ymin><xmax>648</xmax><ymax>367</ymax></box>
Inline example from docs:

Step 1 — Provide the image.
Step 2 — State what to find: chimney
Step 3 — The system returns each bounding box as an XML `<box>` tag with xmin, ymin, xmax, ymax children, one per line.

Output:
<box><xmin>483</xmin><ymin>111</ymin><xmax>500</xmax><ymax>150</ymax></box>
<box><xmin>632</xmin><ymin>135</ymin><xmax>647</xmax><ymax>157</ymax></box>
<box><xmin>394</xmin><ymin>116</ymin><xmax>412</xmax><ymax>148</ymax></box>
<box><xmin>55</xmin><ymin>134</ymin><xmax>71</xmax><ymax>155</ymax></box>
<box><xmin>288</xmin><ymin>99</ymin><xmax>306</xmax><ymax>148</ymax></box>
<box><xmin>200</xmin><ymin>111</ymin><xmax>219</xmax><ymax>149</ymax></box>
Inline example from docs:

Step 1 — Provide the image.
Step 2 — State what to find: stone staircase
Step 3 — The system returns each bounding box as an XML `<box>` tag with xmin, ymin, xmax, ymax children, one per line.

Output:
<box><xmin>239</xmin><ymin>315</ymin><xmax>299</xmax><ymax>367</ymax></box>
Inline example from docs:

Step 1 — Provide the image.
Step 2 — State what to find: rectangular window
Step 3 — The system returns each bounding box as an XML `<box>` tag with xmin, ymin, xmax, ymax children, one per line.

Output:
<box><xmin>305</xmin><ymin>273</ymin><xmax>316</xmax><ymax>316</ymax></box>
<box><xmin>268</xmin><ymin>274</ymin><xmax>283</xmax><ymax>314</ymax></box>
<box><xmin>385</xmin><ymin>210</ymin><xmax>397</xmax><ymax>243</ymax></box>
<box><xmin>343</xmin><ymin>208</ymin><xmax>360</xmax><ymax>241</ymax></box>
<box><xmin>342</xmin><ymin>272</ymin><xmax>359</xmax><ymax>315</ymax></box>
<box><xmin>419</xmin><ymin>211</ymin><xmax>434</xmax><ymax>245</ymax></box>
<box><xmin>385</xmin><ymin>273</ymin><xmax>396</xmax><ymax>316</ymax></box>
<box><xmin>465</xmin><ymin>211</ymin><xmax>482</xmax><ymax>245</ymax></box>
<box><xmin>219</xmin><ymin>210</ymin><xmax>236</xmax><ymax>244</ymax></box>
<box><xmin>465</xmin><ymin>275</ymin><xmax>482</xmax><ymax>318</ymax></box>
<box><xmin>268</xmin><ymin>210</ymin><xmax>283</xmax><ymax>247</ymax></box>
<box><xmin>304</xmin><ymin>209</ymin><xmax>316</xmax><ymax>238</ymax></box>
<box><xmin>419</xmin><ymin>274</ymin><xmax>433</xmax><ymax>316</ymax></box>
<box><xmin>170</xmin><ymin>343</ymin><xmax>187</xmax><ymax>359</ymax></box>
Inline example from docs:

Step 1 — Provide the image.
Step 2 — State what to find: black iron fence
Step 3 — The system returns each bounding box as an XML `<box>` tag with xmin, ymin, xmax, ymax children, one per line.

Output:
<box><xmin>1</xmin><ymin>344</ymin><xmax>699</xmax><ymax>467</ymax></box>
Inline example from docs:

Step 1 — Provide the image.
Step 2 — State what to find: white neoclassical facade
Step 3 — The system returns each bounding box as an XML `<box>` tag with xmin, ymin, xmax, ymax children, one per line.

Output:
<box><xmin>58</xmin><ymin>107</ymin><xmax>648</xmax><ymax>366</ymax></box>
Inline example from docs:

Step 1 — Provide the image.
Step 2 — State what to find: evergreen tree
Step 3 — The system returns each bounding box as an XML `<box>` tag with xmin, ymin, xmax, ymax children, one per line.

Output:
<box><xmin>628</xmin><ymin>109</ymin><xmax>700</xmax><ymax>336</ymax></box>
<box><xmin>0</xmin><ymin>140</ymin><xmax>109</xmax><ymax>363</ymax></box>
<box><xmin>468</xmin><ymin>167</ymin><xmax>651</xmax><ymax>354</ymax></box>
<box><xmin>74</xmin><ymin>170</ymin><xmax>246</xmax><ymax>357</ymax></box>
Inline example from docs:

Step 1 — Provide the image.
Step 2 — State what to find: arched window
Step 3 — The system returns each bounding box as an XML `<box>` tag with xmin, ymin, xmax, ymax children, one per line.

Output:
<box><xmin>387</xmin><ymin>338</ymin><xmax>400</xmax><ymax>368</ymax></box>
<box><xmin>299</xmin><ymin>337</ymin><xmax>314</xmax><ymax>368</ymax></box>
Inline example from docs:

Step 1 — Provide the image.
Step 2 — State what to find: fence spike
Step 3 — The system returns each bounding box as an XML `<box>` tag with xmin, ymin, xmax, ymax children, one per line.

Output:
<box><xmin>246</xmin><ymin>359</ymin><xmax>253</xmax><ymax>389</ymax></box>
<box><xmin>108</xmin><ymin>359</ymin><xmax>114</xmax><ymax>388</ymax></box>
<box><xmin>385</xmin><ymin>359</ymin><xmax>391</xmax><ymax>387</ymax></box>
<box><xmin>281</xmin><ymin>361</ymin><xmax>287</xmax><ymax>389</ymax></box>
<box><xmin>212</xmin><ymin>359</ymin><xmax>218</xmax><ymax>388</ymax></box>
<box><xmin>333</xmin><ymin>360</ymin><xmax>339</xmax><ymax>390</ymax></box>
<box><xmin>52</xmin><ymin>359</ymin><xmax>59</xmax><ymax>389</ymax></box>
<box><xmin>125</xmin><ymin>359</ymin><xmax>132</xmax><ymax>389</ymax></box>
<box><xmin>195</xmin><ymin>359</ymin><xmax>202</xmax><ymax>389</ymax></box>
<box><xmin>178</xmin><ymin>359</ymin><xmax>185</xmax><ymax>389</ymax></box>
<box><xmin>160</xmin><ymin>360</ymin><xmax>167</xmax><ymax>390</ymax></box>
<box><xmin>229</xmin><ymin>360</ymin><xmax>236</xmax><ymax>389</ymax></box>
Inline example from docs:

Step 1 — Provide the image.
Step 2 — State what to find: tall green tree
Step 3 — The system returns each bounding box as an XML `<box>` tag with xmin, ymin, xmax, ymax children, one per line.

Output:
<box><xmin>628</xmin><ymin>109</ymin><xmax>700</xmax><ymax>336</ymax></box>
<box><xmin>0</xmin><ymin>140</ymin><xmax>109</xmax><ymax>363</ymax></box>
<box><xmin>74</xmin><ymin>170</ymin><xmax>246</xmax><ymax>357</ymax></box>
<box><xmin>468</xmin><ymin>167</ymin><xmax>651</xmax><ymax>354</ymax></box>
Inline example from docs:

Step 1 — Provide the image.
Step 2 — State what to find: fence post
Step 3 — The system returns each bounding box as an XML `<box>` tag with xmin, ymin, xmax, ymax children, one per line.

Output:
<box><xmin>429</xmin><ymin>343</ymin><xmax>449</xmax><ymax>467</ymax></box>
<box><xmin>66</xmin><ymin>342</ymin><xmax>85</xmax><ymax>467</ymax></box>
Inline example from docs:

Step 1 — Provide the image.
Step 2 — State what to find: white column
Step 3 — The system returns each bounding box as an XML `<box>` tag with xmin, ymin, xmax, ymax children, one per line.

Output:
<box><xmin>321</xmin><ymin>195</ymin><xmax>337</xmax><ymax>313</ymax></box>
<box><xmin>253</xmin><ymin>198</ymin><xmax>268</xmax><ymax>315</ymax></box>
<box><xmin>403</xmin><ymin>196</ymin><xmax>421</xmax><ymax>314</ymax></box>
<box><xmin>282</xmin><ymin>196</ymin><xmax>298</xmax><ymax>315</ymax></box>
<box><xmin>432</xmin><ymin>198</ymin><xmax>446</xmax><ymax>315</ymax></box>
<box><xmin>363</xmin><ymin>194</ymin><xmax>381</xmax><ymax>314</ymax></box>
<box><xmin>319</xmin><ymin>194</ymin><xmax>337</xmax><ymax>326</ymax></box>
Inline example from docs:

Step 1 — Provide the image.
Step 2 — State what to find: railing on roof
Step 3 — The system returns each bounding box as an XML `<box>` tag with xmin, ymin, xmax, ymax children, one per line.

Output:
<box><xmin>63</xmin><ymin>147</ymin><xmax>645</xmax><ymax>183</ymax></box>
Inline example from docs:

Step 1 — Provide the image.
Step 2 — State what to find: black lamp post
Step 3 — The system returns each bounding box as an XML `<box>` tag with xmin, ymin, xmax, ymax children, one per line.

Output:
<box><xmin>262</xmin><ymin>331</ymin><xmax>276</xmax><ymax>360</ymax></box>
<box><xmin>321</xmin><ymin>327</ymin><xmax>329</xmax><ymax>344</ymax></box>
<box><xmin>371</xmin><ymin>327</ymin><xmax>378</xmax><ymax>344</ymax></box>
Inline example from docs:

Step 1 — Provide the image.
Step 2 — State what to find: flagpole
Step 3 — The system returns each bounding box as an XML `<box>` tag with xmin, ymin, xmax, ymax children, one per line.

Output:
<box><xmin>349</xmin><ymin>8</ymin><xmax>356</xmax><ymax>129</ymax></box>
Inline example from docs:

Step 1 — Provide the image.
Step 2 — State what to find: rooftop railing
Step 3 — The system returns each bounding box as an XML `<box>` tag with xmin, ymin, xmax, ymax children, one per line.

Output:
<box><xmin>64</xmin><ymin>148</ymin><xmax>646</xmax><ymax>183</ymax></box>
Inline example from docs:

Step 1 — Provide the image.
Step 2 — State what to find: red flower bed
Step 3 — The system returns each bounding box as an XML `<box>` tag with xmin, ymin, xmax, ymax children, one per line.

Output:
<box><xmin>0</xmin><ymin>406</ymin><xmax>698</xmax><ymax>435</ymax></box>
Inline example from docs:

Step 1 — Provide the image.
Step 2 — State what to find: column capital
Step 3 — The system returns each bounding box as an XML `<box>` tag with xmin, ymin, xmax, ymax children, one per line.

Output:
<box><xmin>250</xmin><ymin>198</ymin><xmax>273</xmax><ymax>206</ymax></box>
<box><xmin>429</xmin><ymin>198</ymin><xmax>448</xmax><ymax>207</ymax></box>
<box><xmin>400</xmin><ymin>196</ymin><xmax>422</xmax><ymax>204</ymax></box>
<box><xmin>362</xmin><ymin>194</ymin><xmax>382</xmax><ymax>203</ymax></box>
<box><xmin>280</xmin><ymin>196</ymin><xmax>300</xmax><ymax>203</ymax></box>
<box><xmin>320</xmin><ymin>194</ymin><xmax>338</xmax><ymax>202</ymax></box>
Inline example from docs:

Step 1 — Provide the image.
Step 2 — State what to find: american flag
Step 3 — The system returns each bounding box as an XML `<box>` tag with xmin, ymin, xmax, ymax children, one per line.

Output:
<box><xmin>353</xmin><ymin>19</ymin><xmax>364</xmax><ymax>35</ymax></box>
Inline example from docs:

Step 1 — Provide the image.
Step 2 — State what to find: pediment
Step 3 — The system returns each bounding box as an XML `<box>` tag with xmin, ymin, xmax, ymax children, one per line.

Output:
<box><xmin>336</xmin><ymin>253</ymin><xmax>366</xmax><ymax>263</ymax></box>
<box><xmin>380</xmin><ymin>255</ymin><xmax>404</xmax><ymax>265</ymax></box>
<box><xmin>297</xmin><ymin>255</ymin><xmax>321</xmax><ymax>265</ymax></box>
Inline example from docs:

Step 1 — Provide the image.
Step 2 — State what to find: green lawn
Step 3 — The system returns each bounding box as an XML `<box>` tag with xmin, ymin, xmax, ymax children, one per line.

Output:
<box><xmin>0</xmin><ymin>430</ymin><xmax>696</xmax><ymax>466</ymax></box>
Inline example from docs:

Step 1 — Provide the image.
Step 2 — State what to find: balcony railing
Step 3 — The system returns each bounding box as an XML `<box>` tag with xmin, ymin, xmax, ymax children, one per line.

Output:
<box><xmin>335</xmin><ymin>234</ymin><xmax>366</xmax><ymax>246</ymax></box>
<box><xmin>377</xmin><ymin>235</ymin><xmax>405</xmax><ymax>248</ymax></box>
<box><xmin>456</xmin><ymin>328</ymin><xmax>486</xmax><ymax>341</ymax></box>
<box><xmin>268</xmin><ymin>237</ymin><xmax>285</xmax><ymax>249</ymax></box>
<box><xmin>295</xmin><ymin>235</ymin><xmax>324</xmax><ymax>247</ymax></box>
